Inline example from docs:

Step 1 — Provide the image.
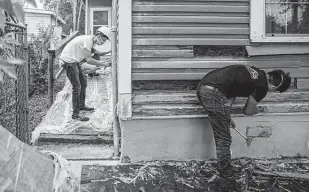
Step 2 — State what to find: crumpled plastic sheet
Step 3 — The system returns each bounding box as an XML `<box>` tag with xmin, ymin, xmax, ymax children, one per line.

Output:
<box><xmin>0</xmin><ymin>125</ymin><xmax>80</xmax><ymax>192</ymax></box>
<box><xmin>42</xmin><ymin>151</ymin><xmax>80</xmax><ymax>192</ymax></box>
<box><xmin>31</xmin><ymin>67</ymin><xmax>113</xmax><ymax>144</ymax></box>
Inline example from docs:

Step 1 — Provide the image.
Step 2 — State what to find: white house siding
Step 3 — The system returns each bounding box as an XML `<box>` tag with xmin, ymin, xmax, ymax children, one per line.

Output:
<box><xmin>25</xmin><ymin>12</ymin><xmax>51</xmax><ymax>37</ymax></box>
<box><xmin>25</xmin><ymin>12</ymin><xmax>64</xmax><ymax>45</ymax></box>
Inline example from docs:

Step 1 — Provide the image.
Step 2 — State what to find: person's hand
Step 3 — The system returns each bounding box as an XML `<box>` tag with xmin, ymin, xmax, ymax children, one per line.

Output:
<box><xmin>230</xmin><ymin>119</ymin><xmax>236</xmax><ymax>129</ymax></box>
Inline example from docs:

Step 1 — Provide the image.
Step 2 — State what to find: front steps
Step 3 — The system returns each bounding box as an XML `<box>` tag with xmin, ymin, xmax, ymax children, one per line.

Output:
<box><xmin>35</xmin><ymin>128</ymin><xmax>116</xmax><ymax>161</ymax></box>
<box><xmin>120</xmin><ymin>89</ymin><xmax>309</xmax><ymax>162</ymax></box>
<box><xmin>132</xmin><ymin>89</ymin><xmax>309</xmax><ymax>117</ymax></box>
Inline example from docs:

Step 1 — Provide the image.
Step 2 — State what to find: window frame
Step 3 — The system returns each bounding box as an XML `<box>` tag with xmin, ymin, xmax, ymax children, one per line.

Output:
<box><xmin>89</xmin><ymin>7</ymin><xmax>111</xmax><ymax>35</ymax></box>
<box><xmin>250</xmin><ymin>0</ymin><xmax>309</xmax><ymax>43</ymax></box>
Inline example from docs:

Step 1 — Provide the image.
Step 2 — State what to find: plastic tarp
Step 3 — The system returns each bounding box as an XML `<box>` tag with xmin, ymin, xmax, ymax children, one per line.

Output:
<box><xmin>0</xmin><ymin>125</ymin><xmax>79</xmax><ymax>192</ymax></box>
<box><xmin>31</xmin><ymin>66</ymin><xmax>113</xmax><ymax>144</ymax></box>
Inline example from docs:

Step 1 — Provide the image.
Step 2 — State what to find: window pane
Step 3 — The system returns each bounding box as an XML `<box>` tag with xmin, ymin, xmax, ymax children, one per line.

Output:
<box><xmin>266</xmin><ymin>1</ymin><xmax>309</xmax><ymax>35</ymax></box>
<box><xmin>266</xmin><ymin>3</ymin><xmax>287</xmax><ymax>34</ymax></box>
<box><xmin>286</xmin><ymin>3</ymin><xmax>309</xmax><ymax>34</ymax></box>
<box><xmin>93</xmin><ymin>11</ymin><xmax>108</xmax><ymax>25</ymax></box>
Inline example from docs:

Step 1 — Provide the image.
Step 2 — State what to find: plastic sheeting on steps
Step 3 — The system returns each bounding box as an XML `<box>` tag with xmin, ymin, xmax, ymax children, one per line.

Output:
<box><xmin>31</xmin><ymin>67</ymin><xmax>113</xmax><ymax>145</ymax></box>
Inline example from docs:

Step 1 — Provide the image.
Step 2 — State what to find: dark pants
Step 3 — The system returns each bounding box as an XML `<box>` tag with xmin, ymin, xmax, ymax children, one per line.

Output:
<box><xmin>63</xmin><ymin>62</ymin><xmax>87</xmax><ymax>115</ymax></box>
<box><xmin>196</xmin><ymin>83</ymin><xmax>232</xmax><ymax>176</ymax></box>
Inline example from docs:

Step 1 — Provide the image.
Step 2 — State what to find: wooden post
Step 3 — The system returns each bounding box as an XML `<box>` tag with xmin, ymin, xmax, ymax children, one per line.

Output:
<box><xmin>112</xmin><ymin>0</ymin><xmax>120</xmax><ymax>157</ymax></box>
<box><xmin>118</xmin><ymin>0</ymin><xmax>132</xmax><ymax>119</ymax></box>
<box><xmin>48</xmin><ymin>50</ymin><xmax>55</xmax><ymax>108</ymax></box>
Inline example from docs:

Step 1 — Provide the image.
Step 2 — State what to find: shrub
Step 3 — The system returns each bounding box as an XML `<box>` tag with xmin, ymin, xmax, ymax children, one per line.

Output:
<box><xmin>28</xmin><ymin>24</ymin><xmax>59</xmax><ymax>97</ymax></box>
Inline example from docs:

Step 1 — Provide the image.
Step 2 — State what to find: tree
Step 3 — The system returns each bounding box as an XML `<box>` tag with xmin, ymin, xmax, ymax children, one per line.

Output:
<box><xmin>43</xmin><ymin>0</ymin><xmax>85</xmax><ymax>34</ymax></box>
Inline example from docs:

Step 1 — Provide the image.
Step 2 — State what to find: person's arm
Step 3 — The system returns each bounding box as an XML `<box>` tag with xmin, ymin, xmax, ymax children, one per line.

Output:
<box><xmin>91</xmin><ymin>48</ymin><xmax>111</xmax><ymax>56</ymax></box>
<box><xmin>243</xmin><ymin>87</ymin><xmax>267</xmax><ymax>116</ymax></box>
<box><xmin>85</xmin><ymin>56</ymin><xmax>111</xmax><ymax>67</ymax></box>
<box><xmin>226</xmin><ymin>97</ymin><xmax>236</xmax><ymax>107</ymax></box>
<box><xmin>243</xmin><ymin>95</ymin><xmax>259</xmax><ymax>116</ymax></box>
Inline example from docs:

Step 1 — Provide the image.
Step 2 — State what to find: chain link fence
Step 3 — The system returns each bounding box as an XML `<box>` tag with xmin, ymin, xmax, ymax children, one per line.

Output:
<box><xmin>0</xmin><ymin>22</ymin><xmax>29</xmax><ymax>144</ymax></box>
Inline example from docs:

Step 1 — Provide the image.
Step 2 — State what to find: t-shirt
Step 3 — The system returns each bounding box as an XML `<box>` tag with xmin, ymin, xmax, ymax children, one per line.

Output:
<box><xmin>200</xmin><ymin>65</ymin><xmax>268</xmax><ymax>102</ymax></box>
<box><xmin>59</xmin><ymin>35</ymin><xmax>93</xmax><ymax>63</ymax></box>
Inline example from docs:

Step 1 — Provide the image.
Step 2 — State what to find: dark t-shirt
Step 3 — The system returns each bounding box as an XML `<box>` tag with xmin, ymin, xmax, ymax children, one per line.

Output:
<box><xmin>200</xmin><ymin>65</ymin><xmax>268</xmax><ymax>102</ymax></box>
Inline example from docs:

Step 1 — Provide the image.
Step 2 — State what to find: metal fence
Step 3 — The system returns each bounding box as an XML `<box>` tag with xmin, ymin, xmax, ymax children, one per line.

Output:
<box><xmin>0</xmin><ymin>21</ymin><xmax>29</xmax><ymax>144</ymax></box>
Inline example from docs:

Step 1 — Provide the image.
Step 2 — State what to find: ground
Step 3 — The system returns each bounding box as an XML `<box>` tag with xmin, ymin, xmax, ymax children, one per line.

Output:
<box><xmin>29</xmin><ymin>72</ymin><xmax>66</xmax><ymax>132</ymax></box>
<box><xmin>80</xmin><ymin>157</ymin><xmax>309</xmax><ymax>192</ymax></box>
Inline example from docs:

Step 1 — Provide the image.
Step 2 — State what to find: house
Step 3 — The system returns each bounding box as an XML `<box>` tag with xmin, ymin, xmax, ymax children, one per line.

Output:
<box><xmin>22</xmin><ymin>0</ymin><xmax>66</xmax><ymax>43</ymax></box>
<box><xmin>84</xmin><ymin>0</ymin><xmax>309</xmax><ymax>162</ymax></box>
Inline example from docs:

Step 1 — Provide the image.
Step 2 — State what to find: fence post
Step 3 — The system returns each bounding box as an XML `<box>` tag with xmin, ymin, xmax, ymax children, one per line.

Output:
<box><xmin>48</xmin><ymin>50</ymin><xmax>55</xmax><ymax>108</ymax></box>
<box><xmin>24</xmin><ymin>26</ymin><xmax>30</xmax><ymax>144</ymax></box>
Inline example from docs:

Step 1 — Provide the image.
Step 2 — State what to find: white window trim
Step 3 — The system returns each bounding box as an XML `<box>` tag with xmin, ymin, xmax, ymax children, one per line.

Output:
<box><xmin>250</xmin><ymin>0</ymin><xmax>309</xmax><ymax>43</ymax></box>
<box><xmin>89</xmin><ymin>7</ymin><xmax>112</xmax><ymax>35</ymax></box>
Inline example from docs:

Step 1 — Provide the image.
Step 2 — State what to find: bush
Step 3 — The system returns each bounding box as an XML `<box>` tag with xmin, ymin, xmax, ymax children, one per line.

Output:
<box><xmin>28</xmin><ymin>24</ymin><xmax>59</xmax><ymax>97</ymax></box>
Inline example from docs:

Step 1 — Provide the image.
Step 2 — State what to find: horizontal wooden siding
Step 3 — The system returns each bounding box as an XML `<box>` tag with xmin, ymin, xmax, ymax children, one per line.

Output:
<box><xmin>132</xmin><ymin>0</ymin><xmax>250</xmax><ymax>46</ymax></box>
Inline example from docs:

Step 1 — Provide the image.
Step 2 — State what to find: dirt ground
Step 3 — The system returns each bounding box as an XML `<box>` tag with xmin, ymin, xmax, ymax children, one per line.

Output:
<box><xmin>80</xmin><ymin>156</ymin><xmax>309</xmax><ymax>192</ymax></box>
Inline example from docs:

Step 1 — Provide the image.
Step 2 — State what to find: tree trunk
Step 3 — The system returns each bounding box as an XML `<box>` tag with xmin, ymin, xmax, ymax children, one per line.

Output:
<box><xmin>77</xmin><ymin>0</ymin><xmax>83</xmax><ymax>32</ymax></box>
<box><xmin>71</xmin><ymin>0</ymin><xmax>77</xmax><ymax>31</ymax></box>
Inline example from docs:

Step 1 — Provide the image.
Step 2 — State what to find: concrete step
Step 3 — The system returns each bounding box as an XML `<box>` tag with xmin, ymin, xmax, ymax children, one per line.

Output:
<box><xmin>37</xmin><ymin>133</ymin><xmax>113</xmax><ymax>145</ymax></box>
<box><xmin>133</xmin><ymin>102</ymin><xmax>309</xmax><ymax>117</ymax></box>
<box><xmin>133</xmin><ymin>89</ymin><xmax>309</xmax><ymax>105</ymax></box>
<box><xmin>35</xmin><ymin>143</ymin><xmax>114</xmax><ymax>161</ymax></box>
<box><xmin>36</xmin><ymin>126</ymin><xmax>114</xmax><ymax>145</ymax></box>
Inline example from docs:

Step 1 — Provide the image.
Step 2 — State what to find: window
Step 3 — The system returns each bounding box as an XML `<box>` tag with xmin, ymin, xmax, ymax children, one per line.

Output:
<box><xmin>90</xmin><ymin>7</ymin><xmax>111</xmax><ymax>34</ymax></box>
<box><xmin>251</xmin><ymin>0</ymin><xmax>309</xmax><ymax>42</ymax></box>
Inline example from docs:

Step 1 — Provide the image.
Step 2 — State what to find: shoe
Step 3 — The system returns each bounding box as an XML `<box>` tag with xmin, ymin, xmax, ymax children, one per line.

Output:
<box><xmin>88</xmin><ymin>72</ymin><xmax>100</xmax><ymax>77</ymax></box>
<box><xmin>72</xmin><ymin>114</ymin><xmax>89</xmax><ymax>121</ymax></box>
<box><xmin>218</xmin><ymin>164</ymin><xmax>234</xmax><ymax>178</ymax></box>
<box><xmin>80</xmin><ymin>106</ymin><xmax>95</xmax><ymax>111</ymax></box>
<box><xmin>208</xmin><ymin>174</ymin><xmax>236</xmax><ymax>192</ymax></box>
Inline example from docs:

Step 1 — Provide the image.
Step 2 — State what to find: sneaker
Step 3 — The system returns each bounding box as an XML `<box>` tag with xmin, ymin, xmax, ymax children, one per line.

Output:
<box><xmin>80</xmin><ymin>106</ymin><xmax>95</xmax><ymax>111</ymax></box>
<box><xmin>72</xmin><ymin>114</ymin><xmax>89</xmax><ymax>121</ymax></box>
<box><xmin>88</xmin><ymin>72</ymin><xmax>100</xmax><ymax>77</ymax></box>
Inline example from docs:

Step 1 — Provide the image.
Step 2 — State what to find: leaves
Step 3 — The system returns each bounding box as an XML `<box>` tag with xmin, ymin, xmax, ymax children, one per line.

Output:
<box><xmin>0</xmin><ymin>0</ymin><xmax>27</xmax><ymax>31</ymax></box>
<box><xmin>0</xmin><ymin>8</ymin><xmax>4</xmax><ymax>33</ymax></box>
<box><xmin>0</xmin><ymin>39</ymin><xmax>13</xmax><ymax>50</ymax></box>
<box><xmin>24</xmin><ymin>0</ymin><xmax>37</xmax><ymax>7</ymax></box>
<box><xmin>11</xmin><ymin>2</ymin><xmax>24</xmax><ymax>24</ymax></box>
<box><xmin>6</xmin><ymin>58</ymin><xmax>24</xmax><ymax>65</ymax></box>
<box><xmin>0</xmin><ymin>59</ymin><xmax>17</xmax><ymax>80</ymax></box>
<box><xmin>0</xmin><ymin>69</ymin><xmax>3</xmax><ymax>81</ymax></box>
<box><xmin>0</xmin><ymin>58</ymin><xmax>24</xmax><ymax>81</ymax></box>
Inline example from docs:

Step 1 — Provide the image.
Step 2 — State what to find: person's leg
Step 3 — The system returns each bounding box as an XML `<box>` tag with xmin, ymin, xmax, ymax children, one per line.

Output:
<box><xmin>208</xmin><ymin>111</ymin><xmax>233</xmax><ymax>177</ymax></box>
<box><xmin>197</xmin><ymin>86</ymin><xmax>234</xmax><ymax>191</ymax></box>
<box><xmin>64</xmin><ymin>63</ymin><xmax>89</xmax><ymax>121</ymax></box>
<box><xmin>197</xmin><ymin>85</ymin><xmax>233</xmax><ymax>177</ymax></box>
<box><xmin>64</xmin><ymin>63</ymin><xmax>81</xmax><ymax>116</ymax></box>
<box><xmin>78</xmin><ymin>64</ymin><xmax>94</xmax><ymax>111</ymax></box>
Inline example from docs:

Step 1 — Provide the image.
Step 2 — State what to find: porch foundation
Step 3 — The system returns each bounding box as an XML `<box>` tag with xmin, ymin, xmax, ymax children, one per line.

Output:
<box><xmin>121</xmin><ymin>114</ymin><xmax>309</xmax><ymax>162</ymax></box>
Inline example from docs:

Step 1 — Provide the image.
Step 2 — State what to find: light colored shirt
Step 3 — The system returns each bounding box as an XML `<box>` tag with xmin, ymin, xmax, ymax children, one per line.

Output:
<box><xmin>59</xmin><ymin>35</ymin><xmax>93</xmax><ymax>63</ymax></box>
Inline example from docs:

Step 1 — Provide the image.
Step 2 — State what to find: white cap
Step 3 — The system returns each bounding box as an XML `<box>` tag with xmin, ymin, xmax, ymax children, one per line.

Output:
<box><xmin>96</xmin><ymin>26</ymin><xmax>112</xmax><ymax>40</ymax></box>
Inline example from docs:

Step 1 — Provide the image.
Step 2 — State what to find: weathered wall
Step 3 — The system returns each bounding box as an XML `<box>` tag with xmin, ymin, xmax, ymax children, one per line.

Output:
<box><xmin>121</xmin><ymin>114</ymin><xmax>309</xmax><ymax>162</ymax></box>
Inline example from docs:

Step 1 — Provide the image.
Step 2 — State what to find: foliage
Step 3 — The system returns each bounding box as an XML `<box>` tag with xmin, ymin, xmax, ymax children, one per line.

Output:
<box><xmin>0</xmin><ymin>0</ymin><xmax>37</xmax><ymax>81</ymax></box>
<box><xmin>28</xmin><ymin>24</ymin><xmax>58</xmax><ymax>96</ymax></box>
<box><xmin>43</xmin><ymin>0</ymin><xmax>85</xmax><ymax>34</ymax></box>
